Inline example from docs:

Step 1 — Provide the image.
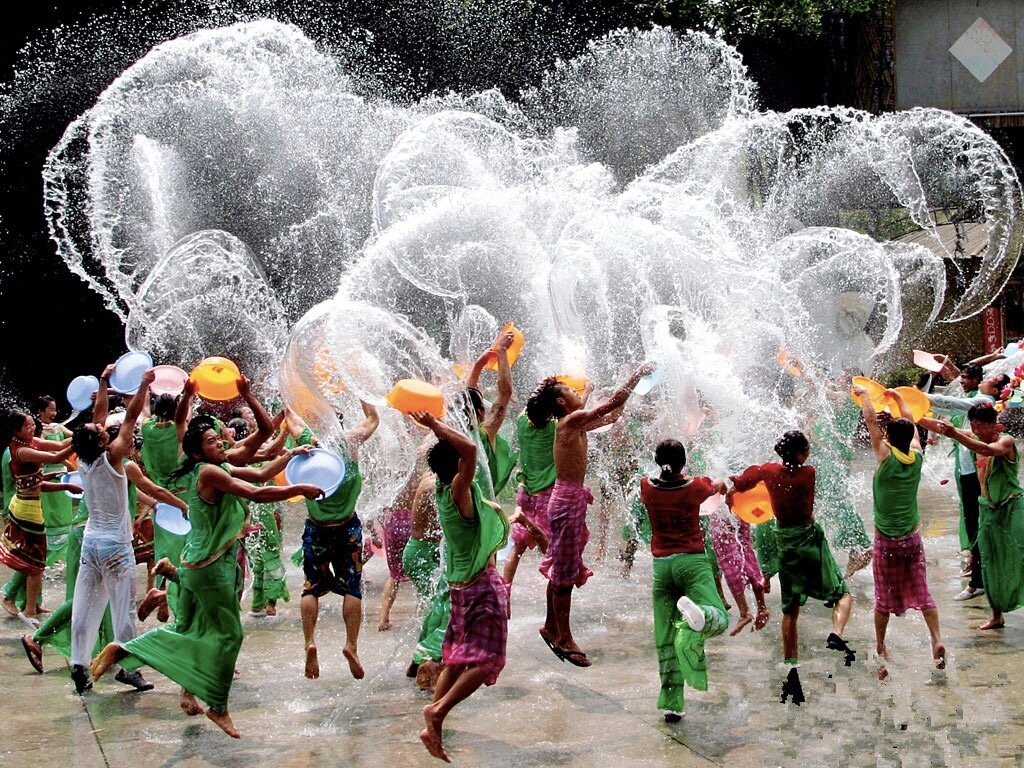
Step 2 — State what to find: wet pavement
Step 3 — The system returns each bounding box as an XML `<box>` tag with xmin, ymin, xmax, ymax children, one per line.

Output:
<box><xmin>3</xmin><ymin>451</ymin><xmax>1023</xmax><ymax>767</ymax></box>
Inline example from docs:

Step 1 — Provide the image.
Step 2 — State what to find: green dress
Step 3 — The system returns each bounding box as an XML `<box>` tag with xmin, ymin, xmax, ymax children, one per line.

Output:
<box><xmin>121</xmin><ymin>462</ymin><xmax>245</xmax><ymax>711</ymax></box>
<box><xmin>245</xmin><ymin>465</ymin><xmax>289</xmax><ymax>611</ymax></box>
<box><xmin>477</xmin><ymin>427</ymin><xmax>518</xmax><ymax>501</ymax></box>
<box><xmin>41</xmin><ymin>429</ymin><xmax>73</xmax><ymax>565</ymax></box>
<box><xmin>1</xmin><ymin>448</ymin><xmax>27</xmax><ymax>608</ymax></box>
<box><xmin>813</xmin><ymin>407</ymin><xmax>871</xmax><ymax>553</ymax></box>
<box><xmin>977</xmin><ymin>447</ymin><xmax>1024</xmax><ymax>615</ymax></box>
<box><xmin>140</xmin><ymin>418</ymin><xmax>181</xmax><ymax>490</ymax></box>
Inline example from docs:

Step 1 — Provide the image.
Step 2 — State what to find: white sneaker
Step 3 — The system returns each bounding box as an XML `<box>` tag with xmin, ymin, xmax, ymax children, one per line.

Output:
<box><xmin>676</xmin><ymin>596</ymin><xmax>706</xmax><ymax>632</ymax></box>
<box><xmin>954</xmin><ymin>587</ymin><xmax>985</xmax><ymax>601</ymax></box>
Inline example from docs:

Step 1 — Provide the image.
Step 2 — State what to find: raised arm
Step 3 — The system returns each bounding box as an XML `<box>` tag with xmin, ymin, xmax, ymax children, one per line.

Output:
<box><xmin>93</xmin><ymin>363</ymin><xmax>116</xmax><ymax>426</ymax></box>
<box><xmin>563</xmin><ymin>362</ymin><xmax>653</xmax><ymax>433</ymax></box>
<box><xmin>124</xmin><ymin>460</ymin><xmax>188</xmax><ymax>512</ymax></box>
<box><xmin>853</xmin><ymin>385</ymin><xmax>887</xmax><ymax>462</ymax></box>
<box><xmin>223</xmin><ymin>377</ymin><xmax>274</xmax><ymax>465</ymax></box>
<box><xmin>175</xmin><ymin>378</ymin><xmax>196</xmax><ymax>443</ymax></box>
<box><xmin>883</xmin><ymin>389</ymin><xmax>921</xmax><ymax>450</ymax></box>
<box><xmin>109</xmin><ymin>369</ymin><xmax>156</xmax><ymax>463</ymax></box>
<box><xmin>345</xmin><ymin>401</ymin><xmax>380</xmax><ymax>449</ymax></box>
<box><xmin>937</xmin><ymin>426</ymin><xmax>1016</xmax><ymax>458</ymax></box>
<box><xmin>412</xmin><ymin>411</ymin><xmax>477</xmax><ymax>520</ymax></box>
<box><xmin>481</xmin><ymin>331</ymin><xmax>515</xmax><ymax>440</ymax></box>
<box><xmin>199</xmin><ymin>463</ymin><xmax>323</xmax><ymax>504</ymax></box>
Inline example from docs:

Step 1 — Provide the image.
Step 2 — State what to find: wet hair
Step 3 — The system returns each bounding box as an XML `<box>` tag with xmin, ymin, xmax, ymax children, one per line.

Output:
<box><xmin>885</xmin><ymin>417</ymin><xmax>916</xmax><ymax>453</ymax></box>
<box><xmin>170</xmin><ymin>421</ymin><xmax>217</xmax><ymax>480</ymax></box>
<box><xmin>72</xmin><ymin>424</ymin><xmax>107</xmax><ymax>465</ymax></box>
<box><xmin>32</xmin><ymin>395</ymin><xmax>55</xmax><ymax>416</ymax></box>
<box><xmin>654</xmin><ymin>439</ymin><xmax>686</xmax><ymax>480</ymax></box>
<box><xmin>426</xmin><ymin>438</ymin><xmax>460</xmax><ymax>485</ymax></box>
<box><xmin>152</xmin><ymin>393</ymin><xmax>178</xmax><ymax>421</ymax></box>
<box><xmin>960</xmin><ymin>363</ymin><xmax>983</xmax><ymax>381</ymax></box>
<box><xmin>774</xmin><ymin>430</ymin><xmax>809</xmax><ymax>469</ymax></box>
<box><xmin>190</xmin><ymin>413</ymin><xmax>218</xmax><ymax>434</ymax></box>
<box><xmin>968</xmin><ymin>403</ymin><xmax>998</xmax><ymax>424</ymax></box>
<box><xmin>466</xmin><ymin>387</ymin><xmax>485</xmax><ymax>421</ymax></box>
<box><xmin>526</xmin><ymin>377</ymin><xmax>564</xmax><ymax>427</ymax></box>
<box><xmin>3</xmin><ymin>410</ymin><xmax>33</xmax><ymax>447</ymax></box>
<box><xmin>993</xmin><ymin>373</ymin><xmax>1011</xmax><ymax>391</ymax></box>
<box><xmin>228</xmin><ymin>417</ymin><xmax>249</xmax><ymax>441</ymax></box>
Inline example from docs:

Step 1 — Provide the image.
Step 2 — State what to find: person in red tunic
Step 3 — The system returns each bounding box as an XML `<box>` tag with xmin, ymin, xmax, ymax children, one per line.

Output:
<box><xmin>729</xmin><ymin>430</ymin><xmax>853</xmax><ymax>704</ymax></box>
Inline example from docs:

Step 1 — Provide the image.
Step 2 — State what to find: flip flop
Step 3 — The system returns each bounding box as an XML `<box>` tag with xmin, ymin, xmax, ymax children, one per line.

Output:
<box><xmin>561</xmin><ymin>649</ymin><xmax>592</xmax><ymax>668</ymax></box>
<box><xmin>539</xmin><ymin>629</ymin><xmax>566</xmax><ymax>662</ymax></box>
<box><xmin>21</xmin><ymin>635</ymin><xmax>43</xmax><ymax>674</ymax></box>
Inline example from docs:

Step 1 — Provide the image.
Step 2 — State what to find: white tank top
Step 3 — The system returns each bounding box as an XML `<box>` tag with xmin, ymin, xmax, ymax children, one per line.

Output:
<box><xmin>81</xmin><ymin>452</ymin><xmax>132</xmax><ymax>544</ymax></box>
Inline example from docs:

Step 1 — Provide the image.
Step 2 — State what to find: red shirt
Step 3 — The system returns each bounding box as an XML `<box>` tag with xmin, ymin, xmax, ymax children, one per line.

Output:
<box><xmin>640</xmin><ymin>476</ymin><xmax>716</xmax><ymax>557</ymax></box>
<box><xmin>730</xmin><ymin>462</ymin><xmax>816</xmax><ymax>528</ymax></box>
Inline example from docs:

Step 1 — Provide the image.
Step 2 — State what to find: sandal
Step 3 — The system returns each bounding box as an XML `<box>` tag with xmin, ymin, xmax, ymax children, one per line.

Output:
<box><xmin>21</xmin><ymin>634</ymin><xmax>43</xmax><ymax>674</ymax></box>
<box><xmin>539</xmin><ymin>629</ymin><xmax>566</xmax><ymax>662</ymax></box>
<box><xmin>561</xmin><ymin>649</ymin><xmax>592</xmax><ymax>668</ymax></box>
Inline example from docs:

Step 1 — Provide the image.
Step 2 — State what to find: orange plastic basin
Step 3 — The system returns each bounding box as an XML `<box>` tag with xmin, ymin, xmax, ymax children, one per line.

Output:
<box><xmin>386</xmin><ymin>379</ymin><xmax>445</xmax><ymax>418</ymax></box>
<box><xmin>730</xmin><ymin>481</ymin><xmax>775</xmax><ymax>525</ymax></box>
<box><xmin>484</xmin><ymin>322</ymin><xmax>525</xmax><ymax>371</ymax></box>
<box><xmin>190</xmin><ymin>356</ymin><xmax>241</xmax><ymax>401</ymax></box>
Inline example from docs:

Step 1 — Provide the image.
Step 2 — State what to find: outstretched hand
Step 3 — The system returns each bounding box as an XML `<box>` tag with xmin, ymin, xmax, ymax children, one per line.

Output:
<box><xmin>289</xmin><ymin>444</ymin><xmax>315</xmax><ymax>458</ymax></box>
<box><xmin>635</xmin><ymin>361</ymin><xmax>656</xmax><ymax>379</ymax></box>
<box><xmin>409</xmin><ymin>411</ymin><xmax>438</xmax><ymax>430</ymax></box>
<box><xmin>495</xmin><ymin>330</ymin><xmax>515</xmax><ymax>351</ymax></box>
<box><xmin>236</xmin><ymin>376</ymin><xmax>252</xmax><ymax>398</ymax></box>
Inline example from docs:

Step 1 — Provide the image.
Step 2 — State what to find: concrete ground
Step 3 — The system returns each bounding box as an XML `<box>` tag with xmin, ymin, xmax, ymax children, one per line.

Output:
<box><xmin>2</xmin><ymin>452</ymin><xmax>1023</xmax><ymax>767</ymax></box>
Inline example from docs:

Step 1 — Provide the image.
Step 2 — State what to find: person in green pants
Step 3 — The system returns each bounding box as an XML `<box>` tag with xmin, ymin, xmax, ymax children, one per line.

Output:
<box><xmin>639</xmin><ymin>439</ymin><xmax>729</xmax><ymax>723</ymax></box>
<box><xmin>35</xmin><ymin>396</ymin><xmax>74</xmax><ymax>566</ymax></box>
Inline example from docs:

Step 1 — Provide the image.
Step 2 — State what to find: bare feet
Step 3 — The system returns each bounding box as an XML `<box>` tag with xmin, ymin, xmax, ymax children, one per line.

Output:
<box><xmin>933</xmin><ymin>642</ymin><xmax>946</xmax><ymax>670</ymax></box>
<box><xmin>90</xmin><ymin>643</ymin><xmax>126</xmax><ymax>681</ymax></box>
<box><xmin>754</xmin><ymin>606</ymin><xmax>770</xmax><ymax>631</ymax></box>
<box><xmin>35</xmin><ymin>604</ymin><xmax>51</xmax><ymax>614</ymax></box>
<box><xmin>304</xmin><ymin>644</ymin><xmax>320</xmax><ymax>679</ymax></box>
<box><xmin>1</xmin><ymin>597</ymin><xmax>18</xmax><ymax>617</ymax></box>
<box><xmin>845</xmin><ymin>549</ymin><xmax>872</xmax><ymax>579</ymax></box>
<box><xmin>206</xmin><ymin>708</ymin><xmax>241</xmax><ymax>738</ymax></box>
<box><xmin>420</xmin><ymin>704</ymin><xmax>451</xmax><ymax>762</ymax></box>
<box><xmin>343</xmin><ymin>645</ymin><xmax>365</xmax><ymax>680</ymax></box>
<box><xmin>151</xmin><ymin>557</ymin><xmax>177</xmax><ymax>579</ymax></box>
<box><xmin>377</xmin><ymin>619</ymin><xmax>391</xmax><ymax>631</ymax></box>
<box><xmin>137</xmin><ymin>587</ymin><xmax>167</xmax><ymax>622</ymax></box>
<box><xmin>730</xmin><ymin>613</ymin><xmax>753</xmax><ymax>636</ymax></box>
<box><xmin>179</xmin><ymin>690</ymin><xmax>204</xmax><ymax>716</ymax></box>
<box><xmin>265</xmin><ymin>603</ymin><xmax>276</xmax><ymax>617</ymax></box>
<box><xmin>979</xmin><ymin>619</ymin><xmax>1005</xmax><ymax>630</ymax></box>
<box><xmin>416</xmin><ymin>660</ymin><xmax>442</xmax><ymax>692</ymax></box>
<box><xmin>157</xmin><ymin>601</ymin><xmax>170</xmax><ymax>623</ymax></box>
<box><xmin>876</xmin><ymin>648</ymin><xmax>890</xmax><ymax>681</ymax></box>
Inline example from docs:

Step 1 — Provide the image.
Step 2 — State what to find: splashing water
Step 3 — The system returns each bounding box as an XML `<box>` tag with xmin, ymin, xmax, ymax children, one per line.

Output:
<box><xmin>40</xmin><ymin>21</ymin><xmax>1023</xmax><ymax>517</ymax></box>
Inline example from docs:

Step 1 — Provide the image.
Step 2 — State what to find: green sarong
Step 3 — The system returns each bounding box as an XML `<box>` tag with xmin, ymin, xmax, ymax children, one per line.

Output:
<box><xmin>402</xmin><ymin>537</ymin><xmax>447</xmax><ymax>664</ymax></box>
<box><xmin>248</xmin><ymin>503</ymin><xmax>289</xmax><ymax>610</ymax></box>
<box><xmin>978</xmin><ymin>495</ymin><xmax>1024</xmax><ymax>614</ymax></box>
<box><xmin>121</xmin><ymin>542</ymin><xmax>243</xmax><ymax>711</ymax></box>
<box><xmin>776</xmin><ymin>522</ymin><xmax>847</xmax><ymax>615</ymax></box>
<box><xmin>753</xmin><ymin>518</ymin><xmax>780</xmax><ymax>579</ymax></box>
<box><xmin>651</xmin><ymin>552</ymin><xmax>728</xmax><ymax>713</ymax></box>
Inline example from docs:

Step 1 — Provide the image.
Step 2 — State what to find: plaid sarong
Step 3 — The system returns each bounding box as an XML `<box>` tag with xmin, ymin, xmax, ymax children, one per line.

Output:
<box><xmin>539</xmin><ymin>480</ymin><xmax>594</xmax><ymax>588</ymax></box>
<box><xmin>511</xmin><ymin>484</ymin><xmax>554</xmax><ymax>548</ymax></box>
<box><xmin>873</xmin><ymin>530</ymin><xmax>935</xmax><ymax>616</ymax></box>
<box><xmin>381</xmin><ymin>507</ymin><xmax>412</xmax><ymax>583</ymax></box>
<box><xmin>443</xmin><ymin>566</ymin><xmax>509</xmax><ymax>685</ymax></box>
<box><xmin>709</xmin><ymin>513</ymin><xmax>765</xmax><ymax>597</ymax></box>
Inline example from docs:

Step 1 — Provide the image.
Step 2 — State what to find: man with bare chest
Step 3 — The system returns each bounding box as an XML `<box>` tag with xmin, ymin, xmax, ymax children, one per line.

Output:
<box><xmin>535</xmin><ymin>362</ymin><xmax>653</xmax><ymax>667</ymax></box>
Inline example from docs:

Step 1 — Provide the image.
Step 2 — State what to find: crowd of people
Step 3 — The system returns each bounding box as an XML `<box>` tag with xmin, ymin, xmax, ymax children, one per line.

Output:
<box><xmin>2</xmin><ymin>337</ymin><xmax>1023</xmax><ymax>762</ymax></box>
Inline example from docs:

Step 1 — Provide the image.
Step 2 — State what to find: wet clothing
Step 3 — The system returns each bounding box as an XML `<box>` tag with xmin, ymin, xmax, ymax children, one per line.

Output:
<box><xmin>402</xmin><ymin>537</ymin><xmax>446</xmax><ymax>664</ymax></box>
<box><xmin>41</xmin><ymin>428</ymin><xmax>73</xmax><ymax>565</ymax></box>
<box><xmin>301</xmin><ymin>515</ymin><xmax>363</xmax><ymax>599</ymax></box>
<box><xmin>381</xmin><ymin>507</ymin><xmax>412</xmax><ymax>583</ymax></box>
<box><xmin>140</xmin><ymin>418</ymin><xmax>181</xmax><ymax>489</ymax></box>
<box><xmin>730</xmin><ymin>462</ymin><xmax>816</xmax><ymax>528</ymax></box>
<box><xmin>775</xmin><ymin>523</ymin><xmax>848</xmax><ymax>615</ymax></box>
<box><xmin>813</xmin><ymin>409</ymin><xmax>872</xmax><ymax>553</ymax></box>
<box><xmin>709</xmin><ymin>512</ymin><xmax>765</xmax><ymax>597</ymax></box>
<box><xmin>511</xmin><ymin>484</ymin><xmax>553</xmax><ymax>549</ymax></box>
<box><xmin>247</xmin><ymin>502</ymin><xmax>289</xmax><ymax>610</ymax></box>
<box><xmin>120</xmin><ymin>462</ymin><xmax>247</xmax><ymax>711</ymax></box>
<box><xmin>479</xmin><ymin>428</ymin><xmax>517</xmax><ymax>499</ymax></box>
<box><xmin>639</xmin><ymin>476</ymin><xmax>714</xmax><ymax>557</ymax></box>
<box><xmin>872</xmin><ymin>531</ymin><xmax>935</xmax><ymax>616</ymax></box>
<box><xmin>515</xmin><ymin>413</ymin><xmax>556</xmax><ymax>494</ymax></box>
<box><xmin>976</xmin><ymin>447</ymin><xmax>1024</xmax><ymax>615</ymax></box>
<box><xmin>872</xmin><ymin>451</ymin><xmax>923</xmax><ymax>538</ymax></box>
<box><xmin>539</xmin><ymin>480</ymin><xmax>594</xmax><ymax>589</ymax></box>
<box><xmin>443</xmin><ymin>566</ymin><xmax>508</xmax><ymax>684</ymax></box>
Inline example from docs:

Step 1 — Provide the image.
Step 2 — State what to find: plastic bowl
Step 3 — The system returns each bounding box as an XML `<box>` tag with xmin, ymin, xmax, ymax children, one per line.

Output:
<box><xmin>730</xmin><ymin>482</ymin><xmax>775</xmax><ymax>525</ymax></box>
<box><xmin>150</xmin><ymin>365</ymin><xmax>190</xmax><ymax>397</ymax></box>
<box><xmin>61</xmin><ymin>471</ymin><xmax>83</xmax><ymax>500</ymax></box>
<box><xmin>849</xmin><ymin>375</ymin><xmax>888</xmax><ymax>411</ymax></box>
<box><xmin>66</xmin><ymin>375</ymin><xmax>100</xmax><ymax>412</ymax></box>
<box><xmin>285</xmin><ymin>448</ymin><xmax>346</xmax><ymax>499</ymax></box>
<box><xmin>109</xmin><ymin>350</ymin><xmax>153</xmax><ymax>395</ymax></box>
<box><xmin>190</xmin><ymin>356</ymin><xmax>241</xmax><ymax>401</ymax></box>
<box><xmin>385</xmin><ymin>379</ymin><xmax>445</xmax><ymax>418</ymax></box>
<box><xmin>154</xmin><ymin>502</ymin><xmax>191</xmax><ymax>536</ymax></box>
<box><xmin>484</xmin><ymin>322</ymin><xmax>526</xmax><ymax>371</ymax></box>
<box><xmin>633</xmin><ymin>363</ymin><xmax>666</xmax><ymax>396</ymax></box>
<box><xmin>887</xmin><ymin>386</ymin><xmax>932</xmax><ymax>422</ymax></box>
<box><xmin>912</xmin><ymin>349</ymin><xmax>946</xmax><ymax>373</ymax></box>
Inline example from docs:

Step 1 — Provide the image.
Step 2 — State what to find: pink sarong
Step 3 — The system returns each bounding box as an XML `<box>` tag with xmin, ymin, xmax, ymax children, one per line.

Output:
<box><xmin>709</xmin><ymin>512</ymin><xmax>765</xmax><ymax>597</ymax></box>
<box><xmin>381</xmin><ymin>507</ymin><xmax>412</xmax><ymax>583</ymax></box>
<box><xmin>443</xmin><ymin>566</ymin><xmax>509</xmax><ymax>685</ymax></box>
<box><xmin>539</xmin><ymin>479</ymin><xmax>594</xmax><ymax>588</ymax></box>
<box><xmin>872</xmin><ymin>530</ymin><xmax>936</xmax><ymax>617</ymax></box>
<box><xmin>511</xmin><ymin>484</ymin><xmax>554</xmax><ymax>548</ymax></box>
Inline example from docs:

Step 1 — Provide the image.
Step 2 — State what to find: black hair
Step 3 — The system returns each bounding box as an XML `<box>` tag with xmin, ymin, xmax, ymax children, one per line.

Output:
<box><xmin>466</xmin><ymin>387</ymin><xmax>485</xmax><ymax>421</ymax></box>
<box><xmin>31</xmin><ymin>395</ymin><xmax>55</xmax><ymax>416</ymax></box>
<box><xmin>427</xmin><ymin>439</ymin><xmax>460</xmax><ymax>484</ymax></box>
<box><xmin>968</xmin><ymin>403</ymin><xmax>998</xmax><ymax>424</ymax></box>
<box><xmin>170</xmin><ymin>421</ymin><xmax>217</xmax><ymax>480</ymax></box>
<box><xmin>526</xmin><ymin>377</ymin><xmax>564</xmax><ymax>427</ymax></box>
<box><xmin>654</xmin><ymin>439</ymin><xmax>686</xmax><ymax>480</ymax></box>
<box><xmin>993</xmin><ymin>373</ymin><xmax>1011</xmax><ymax>390</ymax></box>
<box><xmin>3</xmin><ymin>410</ymin><xmax>33</xmax><ymax>447</ymax></box>
<box><xmin>228</xmin><ymin>417</ymin><xmax>249</xmax><ymax>440</ymax></box>
<box><xmin>885</xmin><ymin>417</ymin><xmax>916</xmax><ymax>453</ymax></box>
<box><xmin>960</xmin><ymin>363</ymin><xmax>983</xmax><ymax>381</ymax></box>
<box><xmin>152</xmin><ymin>393</ymin><xmax>178</xmax><ymax>422</ymax></box>
<box><xmin>72</xmin><ymin>424</ymin><xmax>107</xmax><ymax>465</ymax></box>
<box><xmin>774</xmin><ymin>430</ymin><xmax>809</xmax><ymax>469</ymax></box>
<box><xmin>190</xmin><ymin>413</ymin><xmax>218</xmax><ymax>433</ymax></box>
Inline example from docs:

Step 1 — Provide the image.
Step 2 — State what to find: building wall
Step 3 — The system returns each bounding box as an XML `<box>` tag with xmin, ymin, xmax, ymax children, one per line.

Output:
<box><xmin>895</xmin><ymin>0</ymin><xmax>1023</xmax><ymax>115</ymax></box>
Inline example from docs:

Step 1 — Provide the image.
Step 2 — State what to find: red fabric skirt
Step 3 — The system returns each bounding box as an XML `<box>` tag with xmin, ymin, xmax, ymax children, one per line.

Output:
<box><xmin>539</xmin><ymin>480</ymin><xmax>594</xmax><ymax>588</ymax></box>
<box><xmin>443</xmin><ymin>566</ymin><xmax>509</xmax><ymax>685</ymax></box>
<box><xmin>872</xmin><ymin>530</ymin><xmax>936</xmax><ymax>616</ymax></box>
